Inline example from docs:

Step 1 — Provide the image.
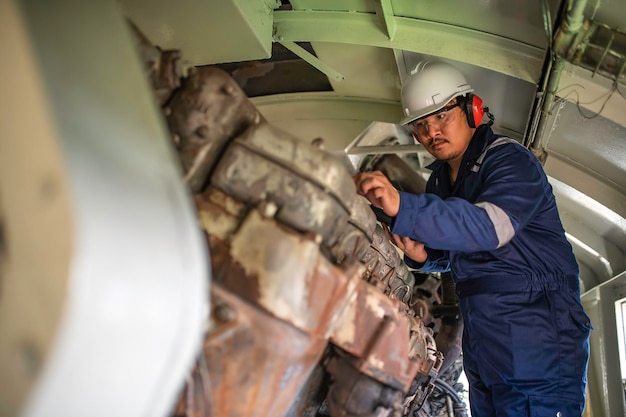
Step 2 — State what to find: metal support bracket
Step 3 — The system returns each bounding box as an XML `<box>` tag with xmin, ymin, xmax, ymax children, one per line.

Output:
<box><xmin>376</xmin><ymin>0</ymin><xmax>396</xmax><ymax>40</ymax></box>
<box><xmin>276</xmin><ymin>40</ymin><xmax>345</xmax><ymax>81</ymax></box>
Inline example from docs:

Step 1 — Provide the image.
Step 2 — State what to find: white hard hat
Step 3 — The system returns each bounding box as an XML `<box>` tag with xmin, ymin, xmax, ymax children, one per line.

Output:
<box><xmin>400</xmin><ymin>60</ymin><xmax>474</xmax><ymax>126</ymax></box>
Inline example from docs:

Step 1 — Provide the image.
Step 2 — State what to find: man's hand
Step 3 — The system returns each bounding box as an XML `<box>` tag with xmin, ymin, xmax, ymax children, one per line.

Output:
<box><xmin>353</xmin><ymin>171</ymin><xmax>400</xmax><ymax>217</ymax></box>
<box><xmin>382</xmin><ymin>226</ymin><xmax>427</xmax><ymax>263</ymax></box>
<box><xmin>355</xmin><ymin>171</ymin><xmax>426</xmax><ymax>262</ymax></box>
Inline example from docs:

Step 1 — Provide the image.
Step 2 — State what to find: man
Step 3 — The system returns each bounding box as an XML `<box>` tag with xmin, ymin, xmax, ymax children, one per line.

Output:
<box><xmin>354</xmin><ymin>60</ymin><xmax>591</xmax><ymax>416</ymax></box>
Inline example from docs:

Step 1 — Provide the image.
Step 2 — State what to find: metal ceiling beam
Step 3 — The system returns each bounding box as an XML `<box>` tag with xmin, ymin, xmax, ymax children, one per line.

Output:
<box><xmin>273</xmin><ymin>10</ymin><xmax>544</xmax><ymax>83</ymax></box>
<box><xmin>251</xmin><ymin>92</ymin><xmax>401</xmax><ymax>123</ymax></box>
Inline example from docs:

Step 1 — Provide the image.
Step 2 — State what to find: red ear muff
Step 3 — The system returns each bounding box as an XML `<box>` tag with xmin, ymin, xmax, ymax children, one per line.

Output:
<box><xmin>464</xmin><ymin>94</ymin><xmax>485</xmax><ymax>128</ymax></box>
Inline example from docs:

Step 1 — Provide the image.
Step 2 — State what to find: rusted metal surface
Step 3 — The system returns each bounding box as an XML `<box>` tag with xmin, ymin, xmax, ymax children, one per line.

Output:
<box><xmin>211</xmin><ymin>122</ymin><xmax>356</xmax><ymax>248</ymax></box>
<box><xmin>194</xmin><ymin>187</ymin><xmax>248</xmax><ymax>242</ymax></box>
<box><xmin>185</xmin><ymin>204</ymin><xmax>440</xmax><ymax>416</ymax></box>
<box><xmin>325</xmin><ymin>195</ymin><xmax>374</xmax><ymax>266</ymax></box>
<box><xmin>194</xmin><ymin>207</ymin><xmax>440</xmax><ymax>416</ymax></box>
<box><xmin>284</xmin><ymin>350</ymin><xmax>334</xmax><ymax>417</ymax></box>
<box><xmin>163</xmin><ymin>66</ymin><xmax>443</xmax><ymax>417</ymax></box>
<box><xmin>362</xmin><ymin>226</ymin><xmax>414</xmax><ymax>303</ymax></box>
<box><xmin>209</xmin><ymin>209</ymin><xmax>361</xmax><ymax>337</ymax></box>
<box><xmin>326</xmin><ymin>354</ymin><xmax>405</xmax><ymax>417</ymax></box>
<box><xmin>166</xmin><ymin>67</ymin><xmax>264</xmax><ymax>192</ymax></box>
<box><xmin>175</xmin><ymin>284</ymin><xmax>330</xmax><ymax>417</ymax></box>
<box><xmin>329</xmin><ymin>279</ymin><xmax>439</xmax><ymax>392</ymax></box>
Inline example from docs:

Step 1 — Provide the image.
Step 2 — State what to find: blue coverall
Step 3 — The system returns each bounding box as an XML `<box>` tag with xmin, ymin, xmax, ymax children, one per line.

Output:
<box><xmin>392</xmin><ymin>124</ymin><xmax>591</xmax><ymax>416</ymax></box>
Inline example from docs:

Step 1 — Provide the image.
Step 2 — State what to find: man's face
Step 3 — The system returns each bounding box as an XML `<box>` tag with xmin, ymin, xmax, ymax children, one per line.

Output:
<box><xmin>408</xmin><ymin>99</ymin><xmax>474</xmax><ymax>163</ymax></box>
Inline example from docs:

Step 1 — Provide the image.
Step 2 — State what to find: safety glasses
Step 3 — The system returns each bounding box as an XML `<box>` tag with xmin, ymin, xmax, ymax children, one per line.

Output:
<box><xmin>409</xmin><ymin>102</ymin><xmax>460</xmax><ymax>136</ymax></box>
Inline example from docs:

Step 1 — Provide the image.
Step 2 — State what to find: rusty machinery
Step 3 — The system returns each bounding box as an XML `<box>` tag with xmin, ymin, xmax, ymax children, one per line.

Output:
<box><xmin>133</xmin><ymin>30</ymin><xmax>457</xmax><ymax>417</ymax></box>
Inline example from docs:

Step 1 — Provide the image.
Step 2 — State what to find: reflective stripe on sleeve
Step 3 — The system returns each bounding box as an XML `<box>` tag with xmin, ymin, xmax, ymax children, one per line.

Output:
<box><xmin>474</xmin><ymin>201</ymin><xmax>515</xmax><ymax>248</ymax></box>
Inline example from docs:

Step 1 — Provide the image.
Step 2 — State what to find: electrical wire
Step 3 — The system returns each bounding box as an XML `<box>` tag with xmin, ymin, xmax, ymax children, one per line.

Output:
<box><xmin>545</xmin><ymin>67</ymin><xmax>626</xmax><ymax>120</ymax></box>
<box><xmin>433</xmin><ymin>379</ymin><xmax>463</xmax><ymax>405</ymax></box>
<box><xmin>409</xmin><ymin>378</ymin><xmax>466</xmax><ymax>417</ymax></box>
<box><xmin>556</xmin><ymin>80</ymin><xmax>621</xmax><ymax>119</ymax></box>
<box><xmin>575</xmin><ymin>83</ymin><xmax>618</xmax><ymax>119</ymax></box>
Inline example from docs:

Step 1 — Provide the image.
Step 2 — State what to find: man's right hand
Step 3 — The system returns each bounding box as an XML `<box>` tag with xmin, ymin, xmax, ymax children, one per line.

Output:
<box><xmin>353</xmin><ymin>171</ymin><xmax>400</xmax><ymax>217</ymax></box>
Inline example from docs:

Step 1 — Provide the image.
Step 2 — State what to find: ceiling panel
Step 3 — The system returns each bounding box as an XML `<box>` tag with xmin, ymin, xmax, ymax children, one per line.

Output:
<box><xmin>121</xmin><ymin>0</ymin><xmax>277</xmax><ymax>65</ymax></box>
<box><xmin>392</xmin><ymin>0</ymin><xmax>559</xmax><ymax>48</ymax></box>
<box><xmin>546</xmin><ymin>101</ymin><xmax>626</xmax><ymax>192</ymax></box>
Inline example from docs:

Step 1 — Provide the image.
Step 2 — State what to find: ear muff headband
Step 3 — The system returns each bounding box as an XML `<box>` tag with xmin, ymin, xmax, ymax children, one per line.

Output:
<box><xmin>463</xmin><ymin>94</ymin><xmax>485</xmax><ymax>128</ymax></box>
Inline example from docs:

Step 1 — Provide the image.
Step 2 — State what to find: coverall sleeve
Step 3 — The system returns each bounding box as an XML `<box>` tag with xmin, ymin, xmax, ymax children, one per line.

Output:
<box><xmin>404</xmin><ymin>247</ymin><xmax>451</xmax><ymax>272</ymax></box>
<box><xmin>391</xmin><ymin>145</ymin><xmax>546</xmax><ymax>252</ymax></box>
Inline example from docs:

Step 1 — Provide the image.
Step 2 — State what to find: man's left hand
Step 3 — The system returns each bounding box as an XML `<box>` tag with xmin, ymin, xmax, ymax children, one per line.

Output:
<box><xmin>381</xmin><ymin>225</ymin><xmax>427</xmax><ymax>263</ymax></box>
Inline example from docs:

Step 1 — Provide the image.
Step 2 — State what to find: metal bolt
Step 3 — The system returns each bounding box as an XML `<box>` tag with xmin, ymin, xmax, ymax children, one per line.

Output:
<box><xmin>214</xmin><ymin>303</ymin><xmax>236</xmax><ymax>322</ymax></box>
<box><xmin>259</xmin><ymin>201</ymin><xmax>278</xmax><ymax>218</ymax></box>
